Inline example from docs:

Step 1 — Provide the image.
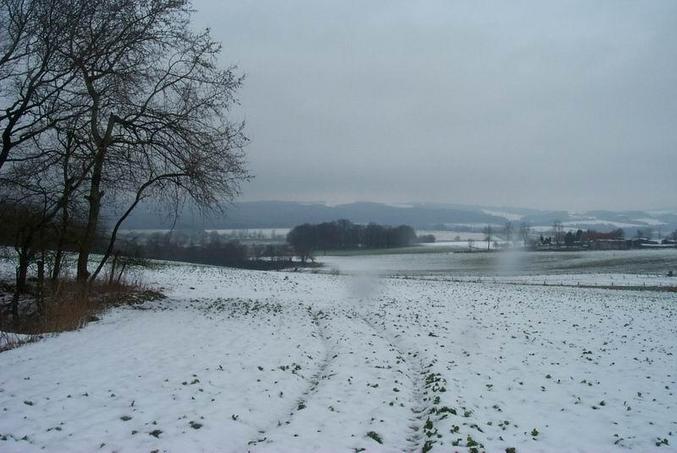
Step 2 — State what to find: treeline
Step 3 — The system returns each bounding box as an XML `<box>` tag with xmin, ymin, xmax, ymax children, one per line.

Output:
<box><xmin>287</xmin><ymin>220</ymin><xmax>427</xmax><ymax>261</ymax></box>
<box><xmin>116</xmin><ymin>231</ymin><xmax>297</xmax><ymax>270</ymax></box>
<box><xmin>539</xmin><ymin>228</ymin><xmax>625</xmax><ymax>247</ymax></box>
<box><xmin>0</xmin><ymin>0</ymin><xmax>248</xmax><ymax>321</ymax></box>
<box><xmin>534</xmin><ymin>227</ymin><xmax>677</xmax><ymax>250</ymax></box>
<box><xmin>0</xmin><ymin>202</ymin><xmax>103</xmax><ymax>283</ymax></box>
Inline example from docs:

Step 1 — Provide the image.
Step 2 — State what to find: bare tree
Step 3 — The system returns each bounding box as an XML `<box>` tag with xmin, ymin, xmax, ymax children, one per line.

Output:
<box><xmin>483</xmin><ymin>225</ymin><xmax>492</xmax><ymax>250</ymax></box>
<box><xmin>633</xmin><ymin>228</ymin><xmax>653</xmax><ymax>241</ymax></box>
<box><xmin>503</xmin><ymin>221</ymin><xmax>513</xmax><ymax>246</ymax></box>
<box><xmin>0</xmin><ymin>0</ymin><xmax>249</xmax><ymax>302</ymax></box>
<box><xmin>0</xmin><ymin>0</ymin><xmax>76</xmax><ymax>171</ymax></box>
<box><xmin>54</xmin><ymin>0</ymin><xmax>248</xmax><ymax>282</ymax></box>
<box><xmin>48</xmin><ymin>120</ymin><xmax>92</xmax><ymax>280</ymax></box>
<box><xmin>552</xmin><ymin>220</ymin><xmax>564</xmax><ymax>247</ymax></box>
<box><xmin>0</xmin><ymin>122</ymin><xmax>92</xmax><ymax>318</ymax></box>
<box><xmin>519</xmin><ymin>222</ymin><xmax>531</xmax><ymax>248</ymax></box>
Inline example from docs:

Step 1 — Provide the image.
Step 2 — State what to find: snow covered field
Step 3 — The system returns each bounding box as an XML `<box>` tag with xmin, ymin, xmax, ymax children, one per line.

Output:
<box><xmin>320</xmin><ymin>249</ymin><xmax>677</xmax><ymax>280</ymax></box>
<box><xmin>1</xmin><ymin>260</ymin><xmax>676</xmax><ymax>452</ymax></box>
<box><xmin>410</xmin><ymin>273</ymin><xmax>677</xmax><ymax>289</ymax></box>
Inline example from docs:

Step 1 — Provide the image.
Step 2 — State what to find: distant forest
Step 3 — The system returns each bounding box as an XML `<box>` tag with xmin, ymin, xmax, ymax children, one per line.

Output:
<box><xmin>287</xmin><ymin>220</ymin><xmax>431</xmax><ymax>262</ymax></box>
<box><xmin>108</xmin><ymin>220</ymin><xmax>430</xmax><ymax>268</ymax></box>
<box><xmin>111</xmin><ymin>230</ymin><xmax>295</xmax><ymax>270</ymax></box>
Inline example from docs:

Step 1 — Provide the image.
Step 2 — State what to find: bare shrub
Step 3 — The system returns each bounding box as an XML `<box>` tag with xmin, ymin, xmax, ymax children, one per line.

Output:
<box><xmin>1</xmin><ymin>277</ymin><xmax>164</xmax><ymax>335</ymax></box>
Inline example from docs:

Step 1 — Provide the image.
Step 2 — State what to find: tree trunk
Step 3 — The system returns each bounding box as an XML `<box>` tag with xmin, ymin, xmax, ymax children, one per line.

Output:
<box><xmin>90</xmin><ymin>174</ymin><xmax>181</xmax><ymax>283</ymax></box>
<box><xmin>108</xmin><ymin>252</ymin><xmax>118</xmax><ymax>285</ymax></box>
<box><xmin>77</xmin><ymin>147</ymin><xmax>105</xmax><ymax>282</ymax></box>
<box><xmin>53</xmin><ymin>160</ymin><xmax>72</xmax><ymax>281</ymax></box>
<box><xmin>52</xmin><ymin>248</ymin><xmax>64</xmax><ymax>281</ymax></box>
<box><xmin>12</xmin><ymin>250</ymin><xmax>31</xmax><ymax>321</ymax></box>
<box><xmin>90</xmin><ymin>189</ymin><xmax>138</xmax><ymax>282</ymax></box>
<box><xmin>16</xmin><ymin>249</ymin><xmax>30</xmax><ymax>293</ymax></box>
<box><xmin>36</xmin><ymin>258</ymin><xmax>45</xmax><ymax>315</ymax></box>
<box><xmin>10</xmin><ymin>291</ymin><xmax>20</xmax><ymax>321</ymax></box>
<box><xmin>77</xmin><ymin>78</ymin><xmax>111</xmax><ymax>283</ymax></box>
<box><xmin>116</xmin><ymin>260</ymin><xmax>127</xmax><ymax>285</ymax></box>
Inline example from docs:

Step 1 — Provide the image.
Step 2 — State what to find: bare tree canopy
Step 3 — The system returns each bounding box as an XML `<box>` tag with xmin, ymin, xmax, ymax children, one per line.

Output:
<box><xmin>0</xmin><ymin>0</ymin><xmax>78</xmax><ymax>170</ymax></box>
<box><xmin>0</xmin><ymin>0</ymin><xmax>249</xmax><ymax>297</ymax></box>
<box><xmin>55</xmin><ymin>0</ymin><xmax>249</xmax><ymax>280</ymax></box>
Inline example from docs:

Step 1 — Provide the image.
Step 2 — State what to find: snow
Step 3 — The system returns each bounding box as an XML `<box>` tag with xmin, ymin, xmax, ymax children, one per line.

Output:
<box><xmin>403</xmin><ymin>273</ymin><xmax>677</xmax><ymax>288</ymax></box>
<box><xmin>1</xmin><ymin>260</ymin><xmax>676</xmax><ymax>452</ymax></box>
<box><xmin>0</xmin><ymin>332</ymin><xmax>36</xmax><ymax>351</ymax></box>
<box><xmin>419</xmin><ymin>241</ymin><xmax>470</xmax><ymax>249</ymax></box>
<box><xmin>482</xmin><ymin>210</ymin><xmax>524</xmax><ymax>221</ymax></box>
<box><xmin>319</xmin><ymin>249</ymin><xmax>677</xmax><ymax>279</ymax></box>
<box><xmin>633</xmin><ymin>218</ymin><xmax>667</xmax><ymax>226</ymax></box>
<box><xmin>561</xmin><ymin>219</ymin><xmax>644</xmax><ymax>228</ymax></box>
<box><xmin>418</xmin><ymin>231</ymin><xmax>489</xmax><ymax>242</ymax></box>
<box><xmin>205</xmin><ymin>228</ymin><xmax>290</xmax><ymax>238</ymax></box>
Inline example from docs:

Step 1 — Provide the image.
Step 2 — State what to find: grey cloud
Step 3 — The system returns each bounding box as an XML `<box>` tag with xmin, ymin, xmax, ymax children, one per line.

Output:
<box><xmin>193</xmin><ymin>0</ymin><xmax>677</xmax><ymax>210</ymax></box>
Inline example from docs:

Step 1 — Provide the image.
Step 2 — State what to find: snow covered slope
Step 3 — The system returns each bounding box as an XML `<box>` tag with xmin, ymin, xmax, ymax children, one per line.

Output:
<box><xmin>1</xmin><ymin>262</ymin><xmax>675</xmax><ymax>452</ymax></box>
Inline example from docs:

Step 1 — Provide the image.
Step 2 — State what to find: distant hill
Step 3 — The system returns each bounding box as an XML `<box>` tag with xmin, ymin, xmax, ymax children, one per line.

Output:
<box><xmin>118</xmin><ymin>200</ymin><xmax>677</xmax><ymax>236</ymax></box>
<box><xmin>121</xmin><ymin>201</ymin><xmax>505</xmax><ymax>229</ymax></box>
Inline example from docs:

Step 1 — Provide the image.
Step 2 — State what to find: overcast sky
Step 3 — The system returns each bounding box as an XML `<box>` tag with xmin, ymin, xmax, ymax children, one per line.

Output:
<box><xmin>193</xmin><ymin>0</ymin><xmax>677</xmax><ymax>211</ymax></box>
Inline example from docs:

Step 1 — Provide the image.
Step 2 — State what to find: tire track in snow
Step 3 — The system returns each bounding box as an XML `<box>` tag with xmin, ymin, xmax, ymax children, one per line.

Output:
<box><xmin>358</xmin><ymin>309</ymin><xmax>432</xmax><ymax>452</ymax></box>
<box><xmin>247</xmin><ymin>307</ymin><xmax>335</xmax><ymax>447</ymax></box>
<box><xmin>294</xmin><ymin>309</ymin><xmax>335</xmax><ymax>408</ymax></box>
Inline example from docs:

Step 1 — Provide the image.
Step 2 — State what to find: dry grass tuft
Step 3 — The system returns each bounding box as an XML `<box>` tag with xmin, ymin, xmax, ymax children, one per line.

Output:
<box><xmin>1</xmin><ymin>277</ymin><xmax>164</xmax><ymax>336</ymax></box>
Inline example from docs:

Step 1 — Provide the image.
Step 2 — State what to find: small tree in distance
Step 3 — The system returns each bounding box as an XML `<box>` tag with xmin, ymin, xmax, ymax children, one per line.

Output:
<box><xmin>519</xmin><ymin>222</ymin><xmax>531</xmax><ymax>248</ymax></box>
<box><xmin>287</xmin><ymin>224</ymin><xmax>316</xmax><ymax>263</ymax></box>
<box><xmin>504</xmin><ymin>221</ymin><xmax>513</xmax><ymax>246</ymax></box>
<box><xmin>483</xmin><ymin>225</ymin><xmax>492</xmax><ymax>250</ymax></box>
